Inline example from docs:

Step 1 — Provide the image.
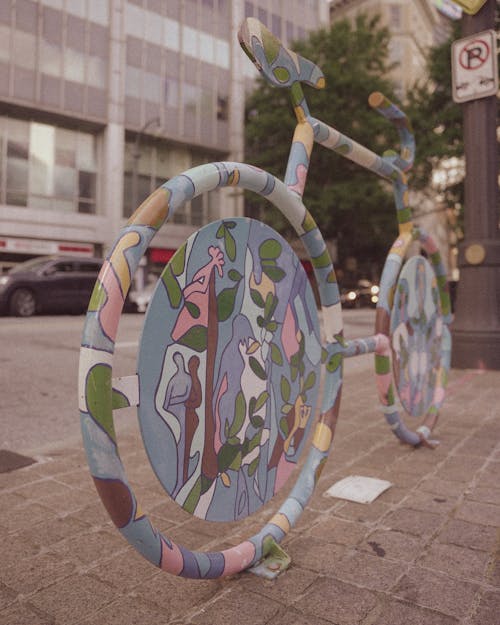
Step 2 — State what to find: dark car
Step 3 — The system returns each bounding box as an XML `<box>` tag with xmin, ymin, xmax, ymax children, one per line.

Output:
<box><xmin>0</xmin><ymin>255</ymin><xmax>103</xmax><ymax>317</ymax></box>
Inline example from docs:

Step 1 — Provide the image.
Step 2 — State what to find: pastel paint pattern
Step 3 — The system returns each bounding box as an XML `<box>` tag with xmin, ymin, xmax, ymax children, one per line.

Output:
<box><xmin>79</xmin><ymin>161</ymin><xmax>341</xmax><ymax>578</ymax></box>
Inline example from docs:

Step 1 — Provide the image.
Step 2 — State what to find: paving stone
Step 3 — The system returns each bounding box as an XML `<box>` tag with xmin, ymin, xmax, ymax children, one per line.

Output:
<box><xmin>474</xmin><ymin>462</ymin><xmax>500</xmax><ymax>488</ymax></box>
<box><xmin>0</xmin><ymin>583</ymin><xmax>16</xmax><ymax>611</ymax></box>
<box><xmin>307</xmin><ymin>515</ymin><xmax>368</xmax><ymax>546</ymax></box>
<box><xmin>296</xmin><ymin>576</ymin><xmax>378</xmax><ymax>625</ymax></box>
<box><xmin>372</xmin><ymin>598</ymin><xmax>459</xmax><ymax>625</ymax></box>
<box><xmin>190</xmin><ymin>587</ymin><xmax>280</xmax><ymax>625</ymax></box>
<box><xmin>384</xmin><ymin>507</ymin><xmax>446</xmax><ymax>538</ymax></box>
<box><xmin>28</xmin><ymin>573</ymin><xmax>115</xmax><ymax>623</ymax></box>
<box><xmin>285</xmin><ymin>535</ymin><xmax>348</xmax><ymax>575</ymax></box>
<box><xmin>485</xmin><ymin>545</ymin><xmax>500</xmax><ymax>588</ymax></box>
<box><xmin>237</xmin><ymin>565</ymin><xmax>317</xmax><ymax>604</ymax></box>
<box><xmin>436</xmin><ymin>455</ymin><xmax>485</xmax><ymax>483</ymax></box>
<box><xmin>419</xmin><ymin>477</ymin><xmax>467</xmax><ymax>498</ymax></box>
<box><xmin>0</xmin><ymin>490</ymin><xmax>27</xmax><ymax>508</ymax></box>
<box><xmin>270</xmin><ymin>607</ymin><xmax>333</xmax><ymax>625</ymax></box>
<box><xmin>129</xmin><ymin>570</ymin><xmax>221</xmax><ymax>618</ymax></box>
<box><xmin>455</xmin><ymin>500</ymin><xmax>500</xmax><ymax>527</ymax></box>
<box><xmin>404</xmin><ymin>489</ymin><xmax>459</xmax><ymax>514</ymax></box>
<box><xmin>0</xmin><ymin>601</ymin><xmax>54</xmax><ymax>625</ymax></box>
<box><xmin>469</xmin><ymin>591</ymin><xmax>500</xmax><ymax>625</ymax></box>
<box><xmin>79</xmin><ymin>596</ymin><xmax>168</xmax><ymax>625</ymax></box>
<box><xmin>437</xmin><ymin>518</ymin><xmax>498</xmax><ymax>552</ymax></box>
<box><xmin>0</xmin><ymin>501</ymin><xmax>56</xmax><ymax>532</ymax></box>
<box><xmin>1</xmin><ymin>532</ymin><xmax>39</xmax><ymax>571</ymax></box>
<box><xmin>393</xmin><ymin>566</ymin><xmax>478</xmax><ymax>617</ymax></box>
<box><xmin>359</xmin><ymin>529</ymin><xmax>426</xmax><ymax>563</ymax></box>
<box><xmin>17</xmin><ymin>514</ymin><xmax>90</xmax><ymax>549</ymax></box>
<box><xmin>0</xmin><ymin>552</ymin><xmax>76</xmax><ymax>595</ymax></box>
<box><xmin>332</xmin><ymin>547</ymin><xmax>406</xmax><ymax>591</ymax></box>
<box><xmin>87</xmin><ymin>548</ymin><xmax>159</xmax><ymax>592</ymax></box>
<box><xmin>14</xmin><ymin>478</ymin><xmax>74</xmax><ymax>501</ymax></box>
<box><xmin>466</xmin><ymin>485</ymin><xmax>500</xmax><ymax>506</ymax></box>
<box><xmin>418</xmin><ymin>541</ymin><xmax>490</xmax><ymax>581</ymax></box>
<box><xmin>48</xmin><ymin>529</ymin><xmax>127</xmax><ymax>566</ymax></box>
<box><xmin>334</xmin><ymin>499</ymin><xmax>391</xmax><ymax>525</ymax></box>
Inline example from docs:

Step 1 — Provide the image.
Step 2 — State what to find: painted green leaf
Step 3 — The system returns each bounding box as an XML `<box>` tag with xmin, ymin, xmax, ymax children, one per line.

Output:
<box><xmin>88</xmin><ymin>282</ymin><xmax>107</xmax><ymax>312</ymax></box>
<box><xmin>224</xmin><ymin>229</ymin><xmax>236</xmax><ymax>261</ymax></box>
<box><xmin>259</xmin><ymin>238</ymin><xmax>281</xmax><ymax>260</ymax></box>
<box><xmin>270</xmin><ymin>342</ymin><xmax>283</xmax><ymax>365</ymax></box>
<box><xmin>254</xmin><ymin>390</ymin><xmax>269</xmax><ymax>412</ymax></box>
<box><xmin>303</xmin><ymin>370</ymin><xmax>316</xmax><ymax>391</ymax></box>
<box><xmin>326</xmin><ymin>352</ymin><xmax>342</xmax><ymax>373</ymax></box>
<box><xmin>183</xmin><ymin>476</ymin><xmax>202</xmax><ymax>514</ymax></box>
<box><xmin>265</xmin><ymin>320</ymin><xmax>278</xmax><ymax>333</ymax></box>
<box><xmin>280</xmin><ymin>416</ymin><xmax>290</xmax><ymax>436</ymax></box>
<box><xmin>262</xmin><ymin>264</ymin><xmax>286</xmax><ymax>283</ymax></box>
<box><xmin>281</xmin><ymin>375</ymin><xmax>291</xmax><ymax>402</ymax></box>
<box><xmin>217</xmin><ymin>285</ymin><xmax>238</xmax><ymax>322</ymax></box>
<box><xmin>218</xmin><ymin>442</ymin><xmax>240</xmax><ymax>473</ymax></box>
<box><xmin>185</xmin><ymin>301</ymin><xmax>200</xmax><ymax>318</ymax></box>
<box><xmin>264</xmin><ymin>292</ymin><xmax>277</xmax><ymax>319</ymax></box>
<box><xmin>248</xmin><ymin>456</ymin><xmax>259</xmax><ymax>476</ymax></box>
<box><xmin>249</xmin><ymin>396</ymin><xmax>256</xmax><ymax>418</ymax></box>
<box><xmin>250</xmin><ymin>288</ymin><xmax>265</xmax><ymax>308</ymax></box>
<box><xmin>250</xmin><ymin>414</ymin><xmax>264</xmax><ymax>428</ymax></box>
<box><xmin>111</xmin><ymin>389</ymin><xmax>130</xmax><ymax>410</ymax></box>
<box><xmin>249</xmin><ymin>356</ymin><xmax>267</xmax><ymax>380</ymax></box>
<box><xmin>86</xmin><ymin>364</ymin><xmax>115</xmax><ymax>441</ymax></box>
<box><xmin>170</xmin><ymin>243</ymin><xmax>187</xmax><ymax>276</ymax></box>
<box><xmin>162</xmin><ymin>265</ymin><xmax>182</xmax><ymax>308</ymax></box>
<box><xmin>176</xmin><ymin>325</ymin><xmax>207</xmax><ymax>352</ymax></box>
<box><xmin>229</xmin><ymin>450</ymin><xmax>242</xmax><ymax>471</ymax></box>
<box><xmin>228</xmin><ymin>269</ymin><xmax>242</xmax><ymax>282</ymax></box>
<box><xmin>216</xmin><ymin>224</ymin><xmax>225</xmax><ymax>238</ymax></box>
<box><xmin>228</xmin><ymin>391</ymin><xmax>246</xmax><ymax>437</ymax></box>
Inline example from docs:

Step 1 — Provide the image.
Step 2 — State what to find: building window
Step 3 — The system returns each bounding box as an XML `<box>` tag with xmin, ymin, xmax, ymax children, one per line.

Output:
<box><xmin>217</xmin><ymin>96</ymin><xmax>228</xmax><ymax>121</ymax></box>
<box><xmin>390</xmin><ymin>4</ymin><xmax>402</xmax><ymax>29</ymax></box>
<box><xmin>0</xmin><ymin>117</ymin><xmax>98</xmax><ymax>214</ymax></box>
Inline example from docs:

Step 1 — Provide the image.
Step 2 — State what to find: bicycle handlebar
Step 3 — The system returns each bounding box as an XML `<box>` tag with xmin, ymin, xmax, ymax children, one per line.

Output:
<box><xmin>238</xmin><ymin>18</ymin><xmax>325</xmax><ymax>90</ymax></box>
<box><xmin>368</xmin><ymin>92</ymin><xmax>415</xmax><ymax>172</ymax></box>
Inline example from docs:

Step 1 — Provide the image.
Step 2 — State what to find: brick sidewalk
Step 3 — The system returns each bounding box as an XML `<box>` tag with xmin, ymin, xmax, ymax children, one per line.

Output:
<box><xmin>1</xmin><ymin>366</ymin><xmax>499</xmax><ymax>625</ymax></box>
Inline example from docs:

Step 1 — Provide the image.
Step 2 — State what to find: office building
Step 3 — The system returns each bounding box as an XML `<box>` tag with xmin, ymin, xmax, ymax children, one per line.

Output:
<box><xmin>0</xmin><ymin>0</ymin><xmax>327</xmax><ymax>275</ymax></box>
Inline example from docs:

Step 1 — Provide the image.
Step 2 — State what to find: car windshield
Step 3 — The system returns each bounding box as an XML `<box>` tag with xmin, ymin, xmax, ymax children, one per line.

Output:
<box><xmin>9</xmin><ymin>257</ymin><xmax>53</xmax><ymax>274</ymax></box>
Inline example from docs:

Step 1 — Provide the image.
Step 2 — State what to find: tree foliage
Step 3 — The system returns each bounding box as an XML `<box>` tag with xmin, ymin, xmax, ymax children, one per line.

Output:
<box><xmin>406</xmin><ymin>21</ymin><xmax>464</xmax><ymax>208</ymax></box>
<box><xmin>244</xmin><ymin>14</ymin><xmax>403</xmax><ymax>277</ymax></box>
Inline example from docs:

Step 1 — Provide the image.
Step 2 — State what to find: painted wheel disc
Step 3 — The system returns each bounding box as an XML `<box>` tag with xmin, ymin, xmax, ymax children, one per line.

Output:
<box><xmin>137</xmin><ymin>218</ymin><xmax>322</xmax><ymax>522</ymax></box>
<box><xmin>390</xmin><ymin>255</ymin><xmax>443</xmax><ymax>418</ymax></box>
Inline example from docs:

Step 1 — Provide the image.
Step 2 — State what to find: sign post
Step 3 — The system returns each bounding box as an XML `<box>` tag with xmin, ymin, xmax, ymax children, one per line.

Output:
<box><xmin>451</xmin><ymin>0</ymin><xmax>500</xmax><ymax>370</ymax></box>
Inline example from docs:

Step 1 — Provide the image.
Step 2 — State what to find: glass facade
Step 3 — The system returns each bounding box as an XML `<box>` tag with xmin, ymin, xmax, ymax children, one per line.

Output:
<box><xmin>0</xmin><ymin>116</ymin><xmax>98</xmax><ymax>214</ymax></box>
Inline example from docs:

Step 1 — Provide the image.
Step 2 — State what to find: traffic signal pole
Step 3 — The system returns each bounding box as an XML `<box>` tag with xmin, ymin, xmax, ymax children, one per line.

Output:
<box><xmin>451</xmin><ymin>0</ymin><xmax>500</xmax><ymax>369</ymax></box>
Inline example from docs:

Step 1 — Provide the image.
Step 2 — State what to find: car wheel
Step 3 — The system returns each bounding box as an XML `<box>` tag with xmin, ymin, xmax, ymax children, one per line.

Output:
<box><xmin>9</xmin><ymin>288</ymin><xmax>37</xmax><ymax>317</ymax></box>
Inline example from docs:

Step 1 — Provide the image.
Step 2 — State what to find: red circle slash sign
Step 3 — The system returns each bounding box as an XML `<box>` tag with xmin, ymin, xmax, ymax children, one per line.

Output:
<box><xmin>459</xmin><ymin>38</ymin><xmax>490</xmax><ymax>70</ymax></box>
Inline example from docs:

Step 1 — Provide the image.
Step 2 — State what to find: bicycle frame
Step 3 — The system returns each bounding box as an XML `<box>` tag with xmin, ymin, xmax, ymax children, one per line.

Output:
<box><xmin>239</xmin><ymin>18</ymin><xmax>452</xmax><ymax>446</ymax></box>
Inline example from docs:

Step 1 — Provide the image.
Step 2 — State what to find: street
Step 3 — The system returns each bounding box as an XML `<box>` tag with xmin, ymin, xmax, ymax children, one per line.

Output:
<box><xmin>0</xmin><ymin>308</ymin><xmax>376</xmax><ymax>456</ymax></box>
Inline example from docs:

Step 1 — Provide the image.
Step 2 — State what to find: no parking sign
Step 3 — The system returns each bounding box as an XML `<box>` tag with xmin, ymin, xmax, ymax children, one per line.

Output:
<box><xmin>451</xmin><ymin>29</ymin><xmax>498</xmax><ymax>103</ymax></box>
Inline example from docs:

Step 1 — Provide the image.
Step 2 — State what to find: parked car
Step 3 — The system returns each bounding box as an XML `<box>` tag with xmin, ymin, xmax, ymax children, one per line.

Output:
<box><xmin>340</xmin><ymin>280</ymin><xmax>379</xmax><ymax>309</ymax></box>
<box><xmin>0</xmin><ymin>255</ymin><xmax>103</xmax><ymax>317</ymax></box>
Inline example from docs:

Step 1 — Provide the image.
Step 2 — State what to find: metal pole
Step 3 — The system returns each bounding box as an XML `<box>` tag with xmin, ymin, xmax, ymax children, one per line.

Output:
<box><xmin>451</xmin><ymin>0</ymin><xmax>500</xmax><ymax>369</ymax></box>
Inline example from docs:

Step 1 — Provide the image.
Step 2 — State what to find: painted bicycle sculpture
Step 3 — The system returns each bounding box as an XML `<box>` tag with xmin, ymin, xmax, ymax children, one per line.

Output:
<box><xmin>78</xmin><ymin>18</ymin><xmax>452</xmax><ymax>580</ymax></box>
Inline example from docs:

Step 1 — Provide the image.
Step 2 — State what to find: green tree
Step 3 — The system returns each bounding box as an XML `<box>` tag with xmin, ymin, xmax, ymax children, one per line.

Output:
<box><xmin>406</xmin><ymin>21</ymin><xmax>464</xmax><ymax>208</ymax></box>
<box><xmin>244</xmin><ymin>14</ymin><xmax>402</xmax><ymax>278</ymax></box>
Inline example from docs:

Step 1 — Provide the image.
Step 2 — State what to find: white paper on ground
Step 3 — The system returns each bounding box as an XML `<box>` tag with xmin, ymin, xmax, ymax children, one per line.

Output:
<box><xmin>324</xmin><ymin>475</ymin><xmax>392</xmax><ymax>504</ymax></box>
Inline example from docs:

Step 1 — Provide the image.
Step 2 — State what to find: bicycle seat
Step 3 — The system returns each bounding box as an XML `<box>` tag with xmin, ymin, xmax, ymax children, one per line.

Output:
<box><xmin>238</xmin><ymin>18</ymin><xmax>325</xmax><ymax>90</ymax></box>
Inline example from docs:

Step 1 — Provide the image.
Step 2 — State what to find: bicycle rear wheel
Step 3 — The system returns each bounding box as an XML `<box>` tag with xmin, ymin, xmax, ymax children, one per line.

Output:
<box><xmin>374</xmin><ymin>228</ymin><xmax>452</xmax><ymax>447</ymax></box>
